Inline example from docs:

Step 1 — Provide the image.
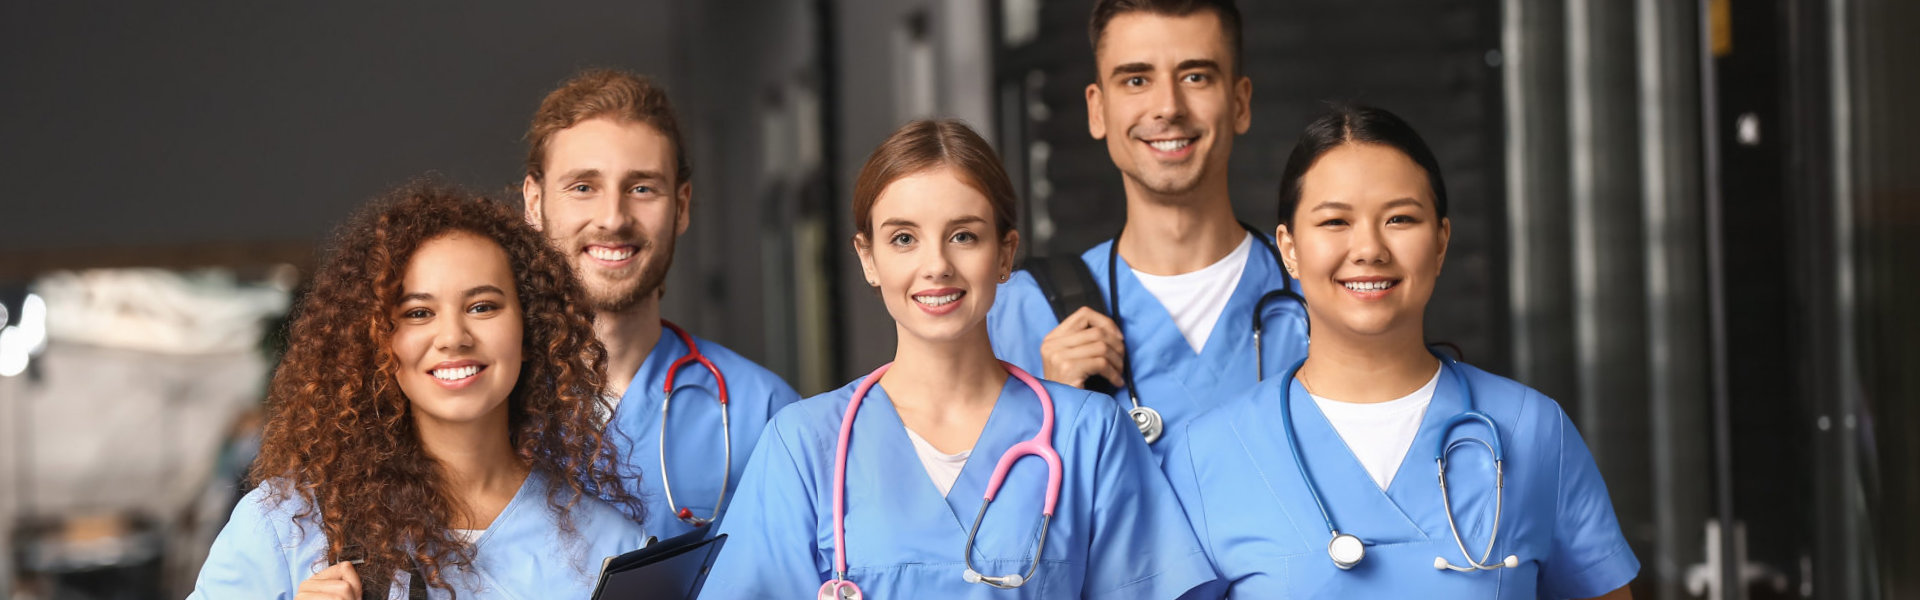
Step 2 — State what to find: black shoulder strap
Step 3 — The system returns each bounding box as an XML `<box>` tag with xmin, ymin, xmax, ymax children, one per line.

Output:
<box><xmin>1020</xmin><ymin>254</ymin><xmax>1109</xmax><ymax>322</ymax></box>
<box><xmin>407</xmin><ymin>567</ymin><xmax>427</xmax><ymax>600</ymax></box>
<box><xmin>355</xmin><ymin>567</ymin><xmax>427</xmax><ymax>600</ymax></box>
<box><xmin>1018</xmin><ymin>254</ymin><xmax>1117</xmax><ymax>394</ymax></box>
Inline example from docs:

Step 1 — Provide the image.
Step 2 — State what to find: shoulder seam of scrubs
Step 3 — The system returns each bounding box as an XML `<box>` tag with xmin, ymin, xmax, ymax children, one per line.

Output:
<box><xmin>254</xmin><ymin>494</ymin><xmax>298</xmax><ymax>584</ymax></box>
<box><xmin>766</xmin><ymin>415</ymin><xmax>824</xmax><ymax>557</ymax></box>
<box><xmin>1550</xmin><ymin>388</ymin><xmax>1568</xmax><ymax>553</ymax></box>
<box><xmin>1178</xmin><ymin>422</ymin><xmax>1214</xmax><ymax>558</ymax></box>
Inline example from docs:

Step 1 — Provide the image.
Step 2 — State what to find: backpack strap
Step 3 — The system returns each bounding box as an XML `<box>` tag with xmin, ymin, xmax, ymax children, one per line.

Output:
<box><xmin>1018</xmin><ymin>255</ymin><xmax>1118</xmax><ymax>394</ymax></box>
<box><xmin>407</xmin><ymin>566</ymin><xmax>427</xmax><ymax>600</ymax></box>
<box><xmin>1021</xmin><ymin>255</ymin><xmax>1108</xmax><ymax>322</ymax></box>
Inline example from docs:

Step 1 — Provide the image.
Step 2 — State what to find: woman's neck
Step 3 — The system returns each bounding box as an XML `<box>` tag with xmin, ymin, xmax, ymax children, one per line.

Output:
<box><xmin>414</xmin><ymin>409</ymin><xmax>528</xmax><ymax>529</ymax></box>
<box><xmin>880</xmin><ymin>323</ymin><xmax>1006</xmax><ymax>453</ymax></box>
<box><xmin>1298</xmin><ymin>323</ymin><xmax>1439</xmax><ymax>404</ymax></box>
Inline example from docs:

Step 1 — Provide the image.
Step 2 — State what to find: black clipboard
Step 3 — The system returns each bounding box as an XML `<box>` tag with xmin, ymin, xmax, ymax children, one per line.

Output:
<box><xmin>588</xmin><ymin>530</ymin><xmax>726</xmax><ymax>600</ymax></box>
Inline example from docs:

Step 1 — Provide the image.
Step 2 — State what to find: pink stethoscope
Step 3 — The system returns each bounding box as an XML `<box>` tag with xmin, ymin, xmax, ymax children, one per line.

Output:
<box><xmin>657</xmin><ymin>320</ymin><xmax>730</xmax><ymax>527</ymax></box>
<box><xmin>817</xmin><ymin>361</ymin><xmax>1063</xmax><ymax>600</ymax></box>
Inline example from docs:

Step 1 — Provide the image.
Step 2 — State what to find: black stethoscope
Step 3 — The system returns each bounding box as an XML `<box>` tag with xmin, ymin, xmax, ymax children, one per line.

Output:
<box><xmin>1106</xmin><ymin>221</ymin><xmax>1305</xmax><ymax>444</ymax></box>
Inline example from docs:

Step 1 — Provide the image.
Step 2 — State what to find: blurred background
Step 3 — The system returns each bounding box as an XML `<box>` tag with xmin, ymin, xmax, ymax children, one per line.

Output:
<box><xmin>1</xmin><ymin>0</ymin><xmax>1914</xmax><ymax>598</ymax></box>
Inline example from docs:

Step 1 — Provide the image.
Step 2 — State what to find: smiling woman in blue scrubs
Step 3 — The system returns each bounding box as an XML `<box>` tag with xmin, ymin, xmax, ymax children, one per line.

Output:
<box><xmin>1164</xmin><ymin>105</ymin><xmax>1639</xmax><ymax>599</ymax></box>
<box><xmin>189</xmin><ymin>182</ymin><xmax>647</xmax><ymax>599</ymax></box>
<box><xmin>705</xmin><ymin>120</ymin><xmax>1213</xmax><ymax>599</ymax></box>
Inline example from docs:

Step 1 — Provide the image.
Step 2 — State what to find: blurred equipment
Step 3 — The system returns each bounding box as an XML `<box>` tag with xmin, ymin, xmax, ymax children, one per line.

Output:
<box><xmin>2</xmin><ymin>268</ymin><xmax>288</xmax><ymax>599</ymax></box>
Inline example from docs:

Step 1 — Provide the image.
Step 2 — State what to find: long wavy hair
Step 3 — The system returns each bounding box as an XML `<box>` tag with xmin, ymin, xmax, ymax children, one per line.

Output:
<box><xmin>251</xmin><ymin>179</ymin><xmax>643</xmax><ymax>594</ymax></box>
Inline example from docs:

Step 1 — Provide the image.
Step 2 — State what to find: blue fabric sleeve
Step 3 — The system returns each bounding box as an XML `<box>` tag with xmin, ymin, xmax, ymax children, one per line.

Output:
<box><xmin>987</xmin><ymin>272</ymin><xmax>1052</xmax><ymax>377</ymax></box>
<box><xmin>1085</xmin><ymin>397</ymin><xmax>1218</xmax><ymax>599</ymax></box>
<box><xmin>188</xmin><ymin>492</ymin><xmax>296</xmax><ymax>600</ymax></box>
<box><xmin>767</xmin><ymin>379</ymin><xmax>802</xmax><ymax>412</ymax></box>
<box><xmin>703</xmin><ymin>421</ymin><xmax>827</xmax><ymax>599</ymax></box>
<box><xmin>1542</xmin><ymin>398</ymin><xmax>1640</xmax><ymax>599</ymax></box>
<box><xmin>1160</xmin><ymin>423</ymin><xmax>1212</xmax><ymax>558</ymax></box>
<box><xmin>1161</xmin><ymin>425</ymin><xmax>1229</xmax><ymax>600</ymax></box>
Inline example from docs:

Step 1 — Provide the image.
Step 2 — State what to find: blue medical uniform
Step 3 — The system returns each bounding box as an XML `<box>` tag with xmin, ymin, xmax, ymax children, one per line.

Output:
<box><xmin>703</xmin><ymin>375</ymin><xmax>1215</xmax><ymax>599</ymax></box>
<box><xmin>1164</xmin><ymin>361</ymin><xmax>1640</xmax><ymax>599</ymax></box>
<box><xmin>189</xmin><ymin>471</ymin><xmax>647</xmax><ymax>599</ymax></box>
<box><xmin>988</xmin><ymin>237</ymin><xmax>1307</xmax><ymax>462</ymax></box>
<box><xmin>609</xmin><ymin>329</ymin><xmax>800</xmax><ymax>539</ymax></box>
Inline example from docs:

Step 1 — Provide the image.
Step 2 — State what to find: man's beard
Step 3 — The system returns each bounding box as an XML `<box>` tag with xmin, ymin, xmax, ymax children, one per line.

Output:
<box><xmin>581</xmin><ymin>247</ymin><xmax>670</xmax><ymax>313</ymax></box>
<box><xmin>547</xmin><ymin>219</ymin><xmax>676</xmax><ymax>314</ymax></box>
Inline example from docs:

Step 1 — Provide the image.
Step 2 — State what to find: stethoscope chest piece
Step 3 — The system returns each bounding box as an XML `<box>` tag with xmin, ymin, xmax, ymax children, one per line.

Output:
<box><xmin>1128</xmin><ymin>405</ymin><xmax>1164</xmax><ymax>444</ymax></box>
<box><xmin>1328</xmin><ymin>532</ymin><xmax>1366</xmax><ymax>569</ymax></box>
<box><xmin>818</xmin><ymin>581</ymin><xmax>861</xmax><ymax>600</ymax></box>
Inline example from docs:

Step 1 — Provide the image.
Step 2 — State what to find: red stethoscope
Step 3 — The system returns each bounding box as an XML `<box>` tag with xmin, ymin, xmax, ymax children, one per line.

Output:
<box><xmin>657</xmin><ymin>320</ymin><xmax>730</xmax><ymax>527</ymax></box>
<box><xmin>817</xmin><ymin>361</ymin><xmax>1062</xmax><ymax>600</ymax></box>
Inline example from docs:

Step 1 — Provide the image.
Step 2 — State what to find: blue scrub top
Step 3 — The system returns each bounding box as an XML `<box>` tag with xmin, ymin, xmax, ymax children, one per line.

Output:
<box><xmin>703</xmin><ymin>374</ymin><xmax>1216</xmax><ymax>599</ymax></box>
<box><xmin>608</xmin><ymin>328</ymin><xmax>801</xmax><ymax>539</ymax></box>
<box><xmin>1164</xmin><ymin>361</ymin><xmax>1640</xmax><ymax>599</ymax></box>
<box><xmin>987</xmin><ymin>238</ymin><xmax>1307</xmax><ymax>463</ymax></box>
<box><xmin>189</xmin><ymin>471</ymin><xmax>648</xmax><ymax>599</ymax></box>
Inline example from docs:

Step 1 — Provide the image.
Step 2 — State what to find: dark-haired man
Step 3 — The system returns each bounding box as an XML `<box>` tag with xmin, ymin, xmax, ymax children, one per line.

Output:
<box><xmin>989</xmin><ymin>0</ymin><xmax>1307</xmax><ymax>462</ymax></box>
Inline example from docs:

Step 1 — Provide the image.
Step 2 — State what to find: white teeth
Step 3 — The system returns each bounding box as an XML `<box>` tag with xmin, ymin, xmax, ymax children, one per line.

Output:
<box><xmin>1148</xmin><ymin>139</ymin><xmax>1191</xmax><ymax>152</ymax></box>
<box><xmin>915</xmin><ymin>292</ymin><xmax>962</xmax><ymax>307</ymax></box>
<box><xmin>586</xmin><ymin>246</ymin><xmax>634</xmax><ymax>261</ymax></box>
<box><xmin>431</xmin><ymin>365</ymin><xmax>480</xmax><ymax>381</ymax></box>
<box><xmin>1343</xmin><ymin>280</ymin><xmax>1397</xmax><ymax>292</ymax></box>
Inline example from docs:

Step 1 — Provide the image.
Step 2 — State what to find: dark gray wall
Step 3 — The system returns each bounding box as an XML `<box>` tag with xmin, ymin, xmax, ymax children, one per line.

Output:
<box><xmin>0</xmin><ymin>1</ymin><xmax>675</xmax><ymax>252</ymax></box>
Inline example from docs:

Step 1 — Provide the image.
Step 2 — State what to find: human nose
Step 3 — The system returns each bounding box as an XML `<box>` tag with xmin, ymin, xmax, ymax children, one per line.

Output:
<box><xmin>433</xmin><ymin>312</ymin><xmax>475</xmax><ymax>352</ymax></box>
<box><xmin>591</xmin><ymin>191</ymin><xmax>635</xmax><ymax>232</ymax></box>
<box><xmin>1349</xmin><ymin>222</ymin><xmax>1390</xmax><ymax>265</ymax></box>
<box><xmin>1149</xmin><ymin>78</ymin><xmax>1188</xmax><ymax>122</ymax></box>
<box><xmin>920</xmin><ymin>239</ymin><xmax>956</xmax><ymax>281</ymax></box>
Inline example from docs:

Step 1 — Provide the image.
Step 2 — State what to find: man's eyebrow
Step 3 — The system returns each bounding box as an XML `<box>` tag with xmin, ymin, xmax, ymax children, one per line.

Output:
<box><xmin>1109</xmin><ymin>62</ymin><xmax>1154</xmax><ymax>78</ymax></box>
<box><xmin>620</xmin><ymin>170</ymin><xmax>669</xmax><ymax>183</ymax></box>
<box><xmin>1176</xmin><ymin>59</ymin><xmax>1222</xmax><ymax>73</ymax></box>
<box><xmin>556</xmin><ymin>168</ymin><xmax>601</xmax><ymax>182</ymax></box>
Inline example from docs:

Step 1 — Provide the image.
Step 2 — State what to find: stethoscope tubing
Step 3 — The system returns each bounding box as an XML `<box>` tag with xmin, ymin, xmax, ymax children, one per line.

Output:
<box><xmin>824</xmin><ymin>361</ymin><xmax>1062</xmax><ymax>597</ymax></box>
<box><xmin>1106</xmin><ymin>221</ymin><xmax>1297</xmax><ymax>442</ymax></box>
<box><xmin>1278</xmin><ymin>352</ymin><xmax>1519</xmax><ymax>573</ymax></box>
<box><xmin>657</xmin><ymin>320</ymin><xmax>731</xmax><ymax>527</ymax></box>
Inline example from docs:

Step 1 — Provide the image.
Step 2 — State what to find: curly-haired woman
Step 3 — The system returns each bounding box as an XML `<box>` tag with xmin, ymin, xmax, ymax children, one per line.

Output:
<box><xmin>189</xmin><ymin>181</ymin><xmax>648</xmax><ymax>599</ymax></box>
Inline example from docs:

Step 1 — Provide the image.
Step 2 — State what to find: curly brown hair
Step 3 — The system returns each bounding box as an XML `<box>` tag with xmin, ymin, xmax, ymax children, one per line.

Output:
<box><xmin>251</xmin><ymin>178</ymin><xmax>643</xmax><ymax>594</ymax></box>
